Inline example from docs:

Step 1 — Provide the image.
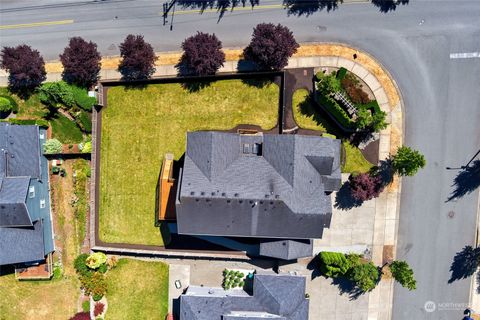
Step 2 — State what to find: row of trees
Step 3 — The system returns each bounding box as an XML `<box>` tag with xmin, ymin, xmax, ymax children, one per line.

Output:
<box><xmin>0</xmin><ymin>23</ymin><xmax>298</xmax><ymax>95</ymax></box>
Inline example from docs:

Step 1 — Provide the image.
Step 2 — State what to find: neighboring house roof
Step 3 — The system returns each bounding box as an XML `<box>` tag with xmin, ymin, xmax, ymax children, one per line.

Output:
<box><xmin>180</xmin><ymin>273</ymin><xmax>309</xmax><ymax>320</ymax></box>
<box><xmin>0</xmin><ymin>220</ymin><xmax>45</xmax><ymax>265</ymax></box>
<box><xmin>0</xmin><ymin>124</ymin><xmax>53</xmax><ymax>265</ymax></box>
<box><xmin>176</xmin><ymin>132</ymin><xmax>341</xmax><ymax>239</ymax></box>
<box><xmin>259</xmin><ymin>239</ymin><xmax>313</xmax><ymax>260</ymax></box>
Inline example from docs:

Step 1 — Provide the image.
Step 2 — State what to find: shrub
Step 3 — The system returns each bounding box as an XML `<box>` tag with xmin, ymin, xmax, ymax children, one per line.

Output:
<box><xmin>356</xmin><ymin>107</ymin><xmax>388</xmax><ymax>132</ymax></box>
<box><xmin>98</xmin><ymin>263</ymin><xmax>108</xmax><ymax>274</ymax></box>
<box><xmin>341</xmin><ymin>74</ymin><xmax>371</xmax><ymax>104</ymax></box>
<box><xmin>178</xmin><ymin>32</ymin><xmax>225</xmax><ymax>76</ymax></box>
<box><xmin>92</xmin><ymin>293</ymin><xmax>104</xmax><ymax>302</ymax></box>
<box><xmin>69</xmin><ymin>312</ymin><xmax>90</xmax><ymax>320</ymax></box>
<box><xmin>43</xmin><ymin>138</ymin><xmax>63</xmax><ymax>154</ymax></box>
<box><xmin>118</xmin><ymin>34</ymin><xmax>156</xmax><ymax>81</ymax></box>
<box><xmin>71</xmin><ymin>85</ymin><xmax>96</xmax><ymax>111</ymax></box>
<box><xmin>0</xmin><ymin>97</ymin><xmax>13</xmax><ymax>114</ymax></box>
<box><xmin>80</xmin><ymin>272</ymin><xmax>107</xmax><ymax>297</ymax></box>
<box><xmin>390</xmin><ymin>260</ymin><xmax>416</xmax><ymax>290</ymax></box>
<box><xmin>317</xmin><ymin>72</ymin><xmax>342</xmax><ymax>94</ymax></box>
<box><xmin>86</xmin><ymin>252</ymin><xmax>108</xmax><ymax>269</ymax></box>
<box><xmin>74</xmin><ymin>254</ymin><xmax>91</xmax><ymax>275</ymax></box>
<box><xmin>1</xmin><ymin>45</ymin><xmax>46</xmax><ymax>96</ymax></box>
<box><xmin>349</xmin><ymin>262</ymin><xmax>379</xmax><ymax>292</ymax></box>
<box><xmin>316</xmin><ymin>93</ymin><xmax>354</xmax><ymax>128</ymax></box>
<box><xmin>392</xmin><ymin>146</ymin><xmax>426</xmax><ymax>176</ymax></box>
<box><xmin>107</xmin><ymin>256</ymin><xmax>118</xmax><ymax>269</ymax></box>
<box><xmin>243</xmin><ymin>23</ymin><xmax>299</xmax><ymax>71</ymax></box>
<box><xmin>81</xmin><ymin>141</ymin><xmax>92</xmax><ymax>153</ymax></box>
<box><xmin>0</xmin><ymin>95</ymin><xmax>18</xmax><ymax>113</ymax></box>
<box><xmin>82</xmin><ymin>300</ymin><xmax>90</xmax><ymax>313</ymax></box>
<box><xmin>38</xmin><ymin>81</ymin><xmax>75</xmax><ymax>109</ymax></box>
<box><xmin>60</xmin><ymin>37</ymin><xmax>101</xmax><ymax>88</ymax></box>
<box><xmin>336</xmin><ymin>67</ymin><xmax>347</xmax><ymax>80</ymax></box>
<box><xmin>318</xmin><ymin>251</ymin><xmax>351</xmax><ymax>278</ymax></box>
<box><xmin>76</xmin><ymin>111</ymin><xmax>92</xmax><ymax>133</ymax></box>
<box><xmin>94</xmin><ymin>302</ymin><xmax>105</xmax><ymax>317</ymax></box>
<box><xmin>349</xmin><ymin>172</ymin><xmax>385</xmax><ymax>201</ymax></box>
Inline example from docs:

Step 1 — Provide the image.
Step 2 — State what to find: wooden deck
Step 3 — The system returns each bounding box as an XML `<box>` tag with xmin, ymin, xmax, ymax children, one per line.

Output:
<box><xmin>158</xmin><ymin>153</ymin><xmax>177</xmax><ymax>221</ymax></box>
<box><xmin>15</xmin><ymin>253</ymin><xmax>53</xmax><ymax>280</ymax></box>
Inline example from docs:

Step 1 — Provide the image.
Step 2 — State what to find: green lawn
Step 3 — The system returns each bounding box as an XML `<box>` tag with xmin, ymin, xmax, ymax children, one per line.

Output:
<box><xmin>0</xmin><ymin>87</ymin><xmax>49</xmax><ymax>119</ymax></box>
<box><xmin>342</xmin><ymin>141</ymin><xmax>374</xmax><ymax>173</ymax></box>
<box><xmin>99</xmin><ymin>80</ymin><xmax>279</xmax><ymax>245</ymax></box>
<box><xmin>106</xmin><ymin>259</ymin><xmax>169</xmax><ymax>320</ymax></box>
<box><xmin>50</xmin><ymin>113</ymin><xmax>84</xmax><ymax>144</ymax></box>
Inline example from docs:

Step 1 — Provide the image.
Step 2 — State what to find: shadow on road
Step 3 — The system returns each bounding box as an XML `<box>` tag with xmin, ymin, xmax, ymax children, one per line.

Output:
<box><xmin>371</xmin><ymin>0</ymin><xmax>409</xmax><ymax>13</ymax></box>
<box><xmin>448</xmin><ymin>246</ymin><xmax>480</xmax><ymax>284</ymax></box>
<box><xmin>446</xmin><ymin>160</ymin><xmax>480</xmax><ymax>202</ymax></box>
<box><xmin>283</xmin><ymin>0</ymin><xmax>341</xmax><ymax>16</ymax></box>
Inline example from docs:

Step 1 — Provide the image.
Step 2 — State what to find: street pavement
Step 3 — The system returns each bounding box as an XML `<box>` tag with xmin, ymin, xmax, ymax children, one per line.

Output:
<box><xmin>2</xmin><ymin>1</ymin><xmax>480</xmax><ymax>319</ymax></box>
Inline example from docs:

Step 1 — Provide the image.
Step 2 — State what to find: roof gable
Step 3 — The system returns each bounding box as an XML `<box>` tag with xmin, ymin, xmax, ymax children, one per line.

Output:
<box><xmin>0</xmin><ymin>177</ymin><xmax>31</xmax><ymax>227</ymax></box>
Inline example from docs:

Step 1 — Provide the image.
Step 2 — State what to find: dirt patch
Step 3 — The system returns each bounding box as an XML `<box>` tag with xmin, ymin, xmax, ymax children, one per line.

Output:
<box><xmin>50</xmin><ymin>160</ymin><xmax>79</xmax><ymax>276</ymax></box>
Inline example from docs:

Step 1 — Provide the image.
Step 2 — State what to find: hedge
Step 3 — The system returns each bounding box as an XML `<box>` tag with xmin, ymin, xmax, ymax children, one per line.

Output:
<box><xmin>315</xmin><ymin>92</ymin><xmax>354</xmax><ymax>129</ymax></box>
<box><xmin>336</xmin><ymin>67</ymin><xmax>348</xmax><ymax>80</ymax></box>
<box><xmin>71</xmin><ymin>85</ymin><xmax>96</xmax><ymax>111</ymax></box>
<box><xmin>2</xmin><ymin>118</ymin><xmax>49</xmax><ymax>127</ymax></box>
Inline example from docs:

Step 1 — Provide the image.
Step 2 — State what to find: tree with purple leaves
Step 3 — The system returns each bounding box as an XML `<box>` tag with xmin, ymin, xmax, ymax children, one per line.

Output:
<box><xmin>117</xmin><ymin>35</ymin><xmax>156</xmax><ymax>81</ymax></box>
<box><xmin>243</xmin><ymin>23</ymin><xmax>299</xmax><ymax>71</ymax></box>
<box><xmin>177</xmin><ymin>32</ymin><xmax>225</xmax><ymax>76</ymax></box>
<box><xmin>1</xmin><ymin>45</ymin><xmax>46</xmax><ymax>96</ymax></box>
<box><xmin>60</xmin><ymin>37</ymin><xmax>101</xmax><ymax>88</ymax></box>
<box><xmin>349</xmin><ymin>172</ymin><xmax>385</xmax><ymax>202</ymax></box>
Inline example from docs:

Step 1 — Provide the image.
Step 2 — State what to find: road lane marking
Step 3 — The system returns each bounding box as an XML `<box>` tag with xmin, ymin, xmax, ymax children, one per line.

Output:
<box><xmin>450</xmin><ymin>52</ymin><xmax>480</xmax><ymax>59</ymax></box>
<box><xmin>0</xmin><ymin>19</ymin><xmax>74</xmax><ymax>30</ymax></box>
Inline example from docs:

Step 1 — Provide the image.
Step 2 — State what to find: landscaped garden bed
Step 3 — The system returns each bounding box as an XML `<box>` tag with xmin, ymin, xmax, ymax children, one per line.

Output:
<box><xmin>98</xmin><ymin>78</ymin><xmax>280</xmax><ymax>246</ymax></box>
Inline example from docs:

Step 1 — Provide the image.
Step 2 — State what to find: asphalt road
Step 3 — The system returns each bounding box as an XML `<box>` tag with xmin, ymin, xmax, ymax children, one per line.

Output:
<box><xmin>2</xmin><ymin>1</ymin><xmax>480</xmax><ymax>319</ymax></box>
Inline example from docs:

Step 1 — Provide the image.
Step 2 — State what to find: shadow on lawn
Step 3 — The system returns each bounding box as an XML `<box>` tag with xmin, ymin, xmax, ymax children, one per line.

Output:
<box><xmin>448</xmin><ymin>246</ymin><xmax>480</xmax><ymax>284</ymax></box>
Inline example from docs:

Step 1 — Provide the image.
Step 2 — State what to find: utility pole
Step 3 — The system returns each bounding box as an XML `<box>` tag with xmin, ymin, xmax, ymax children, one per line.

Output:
<box><xmin>162</xmin><ymin>0</ymin><xmax>177</xmax><ymax>28</ymax></box>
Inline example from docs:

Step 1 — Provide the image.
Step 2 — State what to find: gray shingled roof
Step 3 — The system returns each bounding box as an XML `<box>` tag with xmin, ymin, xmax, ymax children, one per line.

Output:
<box><xmin>180</xmin><ymin>274</ymin><xmax>308</xmax><ymax>320</ymax></box>
<box><xmin>176</xmin><ymin>132</ymin><xmax>341</xmax><ymax>239</ymax></box>
<box><xmin>259</xmin><ymin>240</ymin><xmax>313</xmax><ymax>260</ymax></box>
<box><xmin>0</xmin><ymin>124</ymin><xmax>53</xmax><ymax>266</ymax></box>
<box><xmin>0</xmin><ymin>220</ymin><xmax>45</xmax><ymax>265</ymax></box>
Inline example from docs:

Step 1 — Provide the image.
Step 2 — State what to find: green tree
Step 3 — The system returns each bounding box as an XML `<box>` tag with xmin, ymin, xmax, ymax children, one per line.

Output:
<box><xmin>390</xmin><ymin>260</ymin><xmax>416</xmax><ymax>290</ymax></box>
<box><xmin>38</xmin><ymin>81</ymin><xmax>75</xmax><ymax>109</ymax></box>
<box><xmin>355</xmin><ymin>108</ymin><xmax>388</xmax><ymax>132</ymax></box>
<box><xmin>392</xmin><ymin>146</ymin><xmax>426</xmax><ymax>176</ymax></box>
<box><xmin>349</xmin><ymin>262</ymin><xmax>379</xmax><ymax>292</ymax></box>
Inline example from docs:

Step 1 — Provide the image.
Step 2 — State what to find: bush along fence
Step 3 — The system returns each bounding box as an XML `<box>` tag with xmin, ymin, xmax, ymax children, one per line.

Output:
<box><xmin>313</xmin><ymin>67</ymin><xmax>387</xmax><ymax>134</ymax></box>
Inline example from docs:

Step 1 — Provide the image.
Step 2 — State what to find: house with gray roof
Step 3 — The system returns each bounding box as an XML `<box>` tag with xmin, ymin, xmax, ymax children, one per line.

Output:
<box><xmin>175</xmin><ymin>131</ymin><xmax>341</xmax><ymax>259</ymax></box>
<box><xmin>0</xmin><ymin>123</ymin><xmax>54</xmax><ymax>267</ymax></box>
<box><xmin>180</xmin><ymin>273</ymin><xmax>309</xmax><ymax>320</ymax></box>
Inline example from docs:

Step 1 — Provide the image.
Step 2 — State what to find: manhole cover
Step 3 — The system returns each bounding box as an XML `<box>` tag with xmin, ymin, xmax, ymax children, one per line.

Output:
<box><xmin>448</xmin><ymin>211</ymin><xmax>455</xmax><ymax>218</ymax></box>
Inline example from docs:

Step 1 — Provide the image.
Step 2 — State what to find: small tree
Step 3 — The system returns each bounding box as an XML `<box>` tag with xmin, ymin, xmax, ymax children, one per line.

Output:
<box><xmin>60</xmin><ymin>37</ymin><xmax>101</xmax><ymax>88</ymax></box>
<box><xmin>243</xmin><ymin>23</ymin><xmax>299</xmax><ymax>71</ymax></box>
<box><xmin>318</xmin><ymin>251</ymin><xmax>351</xmax><ymax>278</ymax></box>
<box><xmin>349</xmin><ymin>173</ymin><xmax>385</xmax><ymax>201</ymax></box>
<box><xmin>118</xmin><ymin>35</ymin><xmax>156</xmax><ymax>81</ymax></box>
<box><xmin>94</xmin><ymin>302</ymin><xmax>105</xmax><ymax>317</ymax></box>
<box><xmin>349</xmin><ymin>261</ymin><xmax>379</xmax><ymax>292</ymax></box>
<box><xmin>392</xmin><ymin>146</ymin><xmax>426</xmax><ymax>176</ymax></box>
<box><xmin>1</xmin><ymin>45</ymin><xmax>46</xmax><ymax>96</ymax></box>
<box><xmin>390</xmin><ymin>260</ymin><xmax>416</xmax><ymax>290</ymax></box>
<box><xmin>178</xmin><ymin>32</ymin><xmax>225</xmax><ymax>76</ymax></box>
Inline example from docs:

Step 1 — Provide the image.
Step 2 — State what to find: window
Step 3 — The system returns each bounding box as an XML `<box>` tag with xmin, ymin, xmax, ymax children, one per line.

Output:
<box><xmin>40</xmin><ymin>199</ymin><xmax>46</xmax><ymax>209</ymax></box>
<box><xmin>28</xmin><ymin>186</ymin><xmax>35</xmax><ymax>198</ymax></box>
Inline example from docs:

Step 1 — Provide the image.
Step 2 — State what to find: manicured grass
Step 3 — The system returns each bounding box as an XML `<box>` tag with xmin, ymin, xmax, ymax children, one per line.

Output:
<box><xmin>0</xmin><ymin>272</ymin><xmax>79</xmax><ymax>319</ymax></box>
<box><xmin>99</xmin><ymin>80</ymin><xmax>279</xmax><ymax>245</ymax></box>
<box><xmin>342</xmin><ymin>141</ymin><xmax>374</xmax><ymax>173</ymax></box>
<box><xmin>50</xmin><ymin>113</ymin><xmax>83</xmax><ymax>144</ymax></box>
<box><xmin>293</xmin><ymin>89</ymin><xmax>326</xmax><ymax>132</ymax></box>
<box><xmin>106</xmin><ymin>259</ymin><xmax>169</xmax><ymax>320</ymax></box>
<box><xmin>0</xmin><ymin>87</ymin><xmax>49</xmax><ymax>119</ymax></box>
